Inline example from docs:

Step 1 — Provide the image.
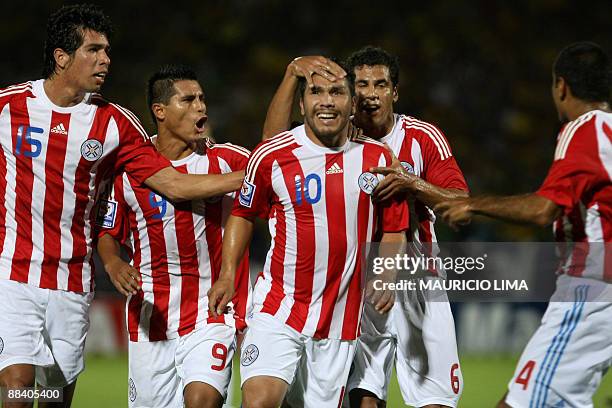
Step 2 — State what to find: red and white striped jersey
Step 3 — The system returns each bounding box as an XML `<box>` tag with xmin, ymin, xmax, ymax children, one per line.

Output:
<box><xmin>234</xmin><ymin>125</ymin><xmax>409</xmax><ymax>340</ymax></box>
<box><xmin>0</xmin><ymin>80</ymin><xmax>170</xmax><ymax>293</ymax></box>
<box><xmin>99</xmin><ymin>141</ymin><xmax>252</xmax><ymax>342</ymax></box>
<box><xmin>381</xmin><ymin>114</ymin><xmax>468</xmax><ymax>275</ymax></box>
<box><xmin>536</xmin><ymin>110</ymin><xmax>612</xmax><ymax>282</ymax></box>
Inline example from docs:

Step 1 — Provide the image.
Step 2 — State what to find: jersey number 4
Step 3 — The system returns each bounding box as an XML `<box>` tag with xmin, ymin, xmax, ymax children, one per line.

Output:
<box><xmin>515</xmin><ymin>360</ymin><xmax>536</xmax><ymax>390</ymax></box>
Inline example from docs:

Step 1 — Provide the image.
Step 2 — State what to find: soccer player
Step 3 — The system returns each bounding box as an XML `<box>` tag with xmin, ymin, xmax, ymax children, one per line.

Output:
<box><xmin>208</xmin><ymin>70</ymin><xmax>409</xmax><ymax>408</ymax></box>
<box><xmin>262</xmin><ymin>47</ymin><xmax>468</xmax><ymax>408</ymax></box>
<box><xmin>0</xmin><ymin>5</ymin><xmax>242</xmax><ymax>407</ymax></box>
<box><xmin>435</xmin><ymin>41</ymin><xmax>612</xmax><ymax>408</ymax></box>
<box><xmin>97</xmin><ymin>65</ymin><xmax>250</xmax><ymax>408</ymax></box>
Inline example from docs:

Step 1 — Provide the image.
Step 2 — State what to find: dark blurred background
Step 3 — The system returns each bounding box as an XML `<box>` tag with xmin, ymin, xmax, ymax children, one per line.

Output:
<box><xmin>3</xmin><ymin>0</ymin><xmax>610</xmax><ymax>247</ymax></box>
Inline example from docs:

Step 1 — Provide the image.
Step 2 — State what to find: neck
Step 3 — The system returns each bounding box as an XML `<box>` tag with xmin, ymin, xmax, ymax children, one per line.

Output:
<box><xmin>43</xmin><ymin>76</ymin><xmax>87</xmax><ymax>107</ymax></box>
<box><xmin>566</xmin><ymin>101</ymin><xmax>611</xmax><ymax>121</ymax></box>
<box><xmin>361</xmin><ymin>113</ymin><xmax>395</xmax><ymax>140</ymax></box>
<box><xmin>154</xmin><ymin>127</ymin><xmax>195</xmax><ymax>161</ymax></box>
<box><xmin>305</xmin><ymin>123</ymin><xmax>348</xmax><ymax>148</ymax></box>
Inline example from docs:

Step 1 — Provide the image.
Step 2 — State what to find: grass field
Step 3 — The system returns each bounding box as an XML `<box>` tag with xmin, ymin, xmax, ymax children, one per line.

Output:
<box><xmin>70</xmin><ymin>354</ymin><xmax>612</xmax><ymax>407</ymax></box>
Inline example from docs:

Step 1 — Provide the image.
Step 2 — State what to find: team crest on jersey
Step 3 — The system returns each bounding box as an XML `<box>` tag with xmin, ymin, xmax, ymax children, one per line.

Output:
<box><xmin>80</xmin><ymin>139</ymin><xmax>103</xmax><ymax>161</ymax></box>
<box><xmin>241</xmin><ymin>344</ymin><xmax>259</xmax><ymax>366</ymax></box>
<box><xmin>358</xmin><ymin>172</ymin><xmax>379</xmax><ymax>195</ymax></box>
<box><xmin>128</xmin><ymin>378</ymin><xmax>137</xmax><ymax>402</ymax></box>
<box><xmin>96</xmin><ymin>199</ymin><xmax>118</xmax><ymax>228</ymax></box>
<box><xmin>0</xmin><ymin>337</ymin><xmax>4</xmax><ymax>355</ymax></box>
<box><xmin>400</xmin><ymin>161</ymin><xmax>415</xmax><ymax>174</ymax></box>
<box><xmin>239</xmin><ymin>180</ymin><xmax>256</xmax><ymax>208</ymax></box>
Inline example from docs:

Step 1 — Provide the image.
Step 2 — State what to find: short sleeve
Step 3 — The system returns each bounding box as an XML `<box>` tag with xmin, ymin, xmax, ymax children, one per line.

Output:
<box><xmin>113</xmin><ymin>109</ymin><xmax>171</xmax><ymax>184</ymax></box>
<box><xmin>536</xmin><ymin>121</ymin><xmax>604</xmax><ymax>212</ymax></box>
<box><xmin>213</xmin><ymin>143</ymin><xmax>250</xmax><ymax>172</ymax></box>
<box><xmin>420</xmin><ymin>126</ymin><xmax>468</xmax><ymax>191</ymax></box>
<box><xmin>96</xmin><ymin>174</ymin><xmax>132</xmax><ymax>255</ymax></box>
<box><xmin>231</xmin><ymin>150</ymin><xmax>274</xmax><ymax>219</ymax></box>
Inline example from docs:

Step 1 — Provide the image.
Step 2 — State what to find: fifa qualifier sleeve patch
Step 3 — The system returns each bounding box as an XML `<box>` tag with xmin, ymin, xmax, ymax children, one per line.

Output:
<box><xmin>96</xmin><ymin>199</ymin><xmax>118</xmax><ymax>228</ymax></box>
<box><xmin>239</xmin><ymin>180</ymin><xmax>256</xmax><ymax>208</ymax></box>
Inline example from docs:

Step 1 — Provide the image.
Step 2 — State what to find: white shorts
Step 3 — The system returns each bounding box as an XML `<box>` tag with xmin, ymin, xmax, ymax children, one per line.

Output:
<box><xmin>505</xmin><ymin>275</ymin><xmax>612</xmax><ymax>408</ymax></box>
<box><xmin>0</xmin><ymin>279</ymin><xmax>92</xmax><ymax>387</ymax></box>
<box><xmin>128</xmin><ymin>323</ymin><xmax>236</xmax><ymax>408</ymax></box>
<box><xmin>348</xmin><ymin>289</ymin><xmax>462</xmax><ymax>407</ymax></box>
<box><xmin>240</xmin><ymin>312</ymin><xmax>355</xmax><ymax>408</ymax></box>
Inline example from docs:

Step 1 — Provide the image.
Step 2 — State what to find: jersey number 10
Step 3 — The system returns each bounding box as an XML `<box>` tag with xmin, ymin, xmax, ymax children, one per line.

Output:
<box><xmin>294</xmin><ymin>173</ymin><xmax>322</xmax><ymax>205</ymax></box>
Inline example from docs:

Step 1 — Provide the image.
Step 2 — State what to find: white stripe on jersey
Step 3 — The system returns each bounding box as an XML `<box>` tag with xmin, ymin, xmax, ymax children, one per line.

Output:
<box><xmin>110</xmin><ymin>103</ymin><xmax>149</xmax><ymax>140</ymax></box>
<box><xmin>405</xmin><ymin>118</ymin><xmax>451</xmax><ymax>160</ymax></box>
<box><xmin>555</xmin><ymin>112</ymin><xmax>596</xmax><ymax>160</ymax></box>
<box><xmin>596</xmin><ymin>114</ymin><xmax>612</xmax><ymax>179</ymax></box>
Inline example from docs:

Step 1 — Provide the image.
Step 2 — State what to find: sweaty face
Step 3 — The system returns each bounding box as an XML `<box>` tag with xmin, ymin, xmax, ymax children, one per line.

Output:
<box><xmin>162</xmin><ymin>80</ymin><xmax>208</xmax><ymax>144</ymax></box>
<box><xmin>352</xmin><ymin>65</ymin><xmax>398</xmax><ymax>136</ymax></box>
<box><xmin>63</xmin><ymin>29</ymin><xmax>111</xmax><ymax>93</ymax></box>
<box><xmin>300</xmin><ymin>75</ymin><xmax>352</xmax><ymax>142</ymax></box>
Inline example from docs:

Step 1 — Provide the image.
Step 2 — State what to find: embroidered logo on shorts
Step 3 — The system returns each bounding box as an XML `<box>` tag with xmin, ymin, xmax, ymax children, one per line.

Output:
<box><xmin>239</xmin><ymin>180</ymin><xmax>256</xmax><ymax>208</ymax></box>
<box><xmin>96</xmin><ymin>199</ymin><xmax>117</xmax><ymax>228</ymax></box>
<box><xmin>400</xmin><ymin>161</ymin><xmax>415</xmax><ymax>174</ymax></box>
<box><xmin>0</xmin><ymin>337</ymin><xmax>4</xmax><ymax>355</ymax></box>
<box><xmin>358</xmin><ymin>172</ymin><xmax>379</xmax><ymax>195</ymax></box>
<box><xmin>128</xmin><ymin>378</ymin><xmax>137</xmax><ymax>402</ymax></box>
<box><xmin>241</xmin><ymin>344</ymin><xmax>259</xmax><ymax>366</ymax></box>
<box><xmin>80</xmin><ymin>139</ymin><xmax>104</xmax><ymax>162</ymax></box>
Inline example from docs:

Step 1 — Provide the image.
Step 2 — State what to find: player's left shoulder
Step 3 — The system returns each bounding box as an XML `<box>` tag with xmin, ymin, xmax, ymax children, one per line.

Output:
<box><xmin>207</xmin><ymin>141</ymin><xmax>251</xmax><ymax>158</ymax></box>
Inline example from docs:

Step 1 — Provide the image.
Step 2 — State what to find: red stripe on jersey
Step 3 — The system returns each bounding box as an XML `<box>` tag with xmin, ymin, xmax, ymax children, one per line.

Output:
<box><xmin>40</xmin><ymin>112</ymin><xmax>71</xmax><ymax>288</ymax></box>
<box><xmin>202</xmin><ymin>157</ymin><xmax>225</xmax><ymax>325</ymax></box>
<box><xmin>170</xmin><ymin>164</ymin><xmax>201</xmax><ymax>335</ymax></box>
<box><xmin>9</xmin><ymin>98</ymin><xmax>34</xmax><ymax>282</ymax></box>
<box><xmin>130</xmin><ymin>175</ymin><xmax>171</xmax><ymax>341</ymax></box>
<box><xmin>0</xmin><ymin>102</ymin><xmax>9</xmax><ymax>266</ymax></box>
<box><xmin>261</xmin><ymin>191</ymin><xmax>287</xmax><ymax>315</ymax></box>
<box><xmin>315</xmin><ymin>153</ymin><xmax>347</xmax><ymax>338</ymax></box>
<box><xmin>342</xmin><ymin>147</ymin><xmax>375</xmax><ymax>339</ymax></box>
<box><xmin>67</xmin><ymin>112</ymin><xmax>109</xmax><ymax>292</ymax></box>
<box><xmin>284</xmin><ymin>152</ymin><xmax>316</xmax><ymax>333</ymax></box>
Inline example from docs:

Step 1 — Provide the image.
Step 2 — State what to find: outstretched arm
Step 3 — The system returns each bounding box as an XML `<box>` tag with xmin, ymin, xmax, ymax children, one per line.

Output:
<box><xmin>263</xmin><ymin>56</ymin><xmax>346</xmax><ymax>140</ymax></box>
<box><xmin>208</xmin><ymin>215</ymin><xmax>254</xmax><ymax>316</ymax></box>
<box><xmin>144</xmin><ymin>167</ymin><xmax>244</xmax><ymax>202</ymax></box>
<box><xmin>434</xmin><ymin>193</ymin><xmax>561</xmax><ymax>230</ymax></box>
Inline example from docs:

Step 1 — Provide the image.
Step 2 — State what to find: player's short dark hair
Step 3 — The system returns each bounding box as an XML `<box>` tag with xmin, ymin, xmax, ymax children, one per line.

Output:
<box><xmin>43</xmin><ymin>4</ymin><xmax>113</xmax><ymax>78</ymax></box>
<box><xmin>147</xmin><ymin>64</ymin><xmax>199</xmax><ymax>124</ymax></box>
<box><xmin>345</xmin><ymin>46</ymin><xmax>400</xmax><ymax>88</ymax></box>
<box><xmin>297</xmin><ymin>58</ymin><xmax>353</xmax><ymax>98</ymax></box>
<box><xmin>553</xmin><ymin>42</ymin><xmax>612</xmax><ymax>103</ymax></box>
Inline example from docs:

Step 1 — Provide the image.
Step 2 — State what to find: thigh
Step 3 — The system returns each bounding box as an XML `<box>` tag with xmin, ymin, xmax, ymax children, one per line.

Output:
<box><xmin>176</xmin><ymin>323</ymin><xmax>236</xmax><ymax>399</ymax></box>
<box><xmin>394</xmin><ymin>299</ymin><xmax>462</xmax><ymax>407</ymax></box>
<box><xmin>347</xmin><ymin>303</ymin><xmax>396</xmax><ymax>401</ymax></box>
<box><xmin>128</xmin><ymin>339</ymin><xmax>182</xmax><ymax>408</ymax></box>
<box><xmin>36</xmin><ymin>290</ymin><xmax>93</xmax><ymax>387</ymax></box>
<box><xmin>506</xmin><ymin>292</ymin><xmax>612</xmax><ymax>408</ymax></box>
<box><xmin>286</xmin><ymin>337</ymin><xmax>356</xmax><ymax>408</ymax></box>
<box><xmin>0</xmin><ymin>280</ymin><xmax>53</xmax><ymax>372</ymax></box>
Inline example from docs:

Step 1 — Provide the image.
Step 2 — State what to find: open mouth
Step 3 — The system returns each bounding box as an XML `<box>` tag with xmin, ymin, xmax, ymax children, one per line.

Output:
<box><xmin>93</xmin><ymin>72</ymin><xmax>107</xmax><ymax>79</ymax></box>
<box><xmin>361</xmin><ymin>104</ymin><xmax>380</xmax><ymax>114</ymax></box>
<box><xmin>195</xmin><ymin>116</ymin><xmax>208</xmax><ymax>133</ymax></box>
<box><xmin>316</xmin><ymin>111</ymin><xmax>339</xmax><ymax>122</ymax></box>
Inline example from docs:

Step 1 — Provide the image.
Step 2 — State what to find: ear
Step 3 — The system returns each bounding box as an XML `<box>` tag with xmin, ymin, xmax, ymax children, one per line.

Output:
<box><xmin>152</xmin><ymin>103</ymin><xmax>165</xmax><ymax>122</ymax></box>
<box><xmin>556</xmin><ymin>76</ymin><xmax>568</xmax><ymax>102</ymax></box>
<box><xmin>299</xmin><ymin>97</ymin><xmax>305</xmax><ymax>116</ymax></box>
<box><xmin>393</xmin><ymin>86</ymin><xmax>399</xmax><ymax>103</ymax></box>
<box><xmin>53</xmin><ymin>48</ymin><xmax>71</xmax><ymax>71</ymax></box>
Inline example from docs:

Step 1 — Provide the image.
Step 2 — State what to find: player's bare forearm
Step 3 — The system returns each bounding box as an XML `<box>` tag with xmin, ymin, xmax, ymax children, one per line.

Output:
<box><xmin>469</xmin><ymin>194</ymin><xmax>560</xmax><ymax>227</ymax></box>
<box><xmin>435</xmin><ymin>193</ymin><xmax>561</xmax><ymax>230</ymax></box>
<box><xmin>262</xmin><ymin>70</ymin><xmax>298</xmax><ymax>140</ymax></box>
<box><xmin>97</xmin><ymin>234</ymin><xmax>141</xmax><ymax>295</ymax></box>
<box><xmin>414</xmin><ymin>180</ymin><xmax>468</xmax><ymax>208</ymax></box>
<box><xmin>145</xmin><ymin>167</ymin><xmax>244</xmax><ymax>202</ymax></box>
<box><xmin>208</xmin><ymin>215</ymin><xmax>254</xmax><ymax>316</ymax></box>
